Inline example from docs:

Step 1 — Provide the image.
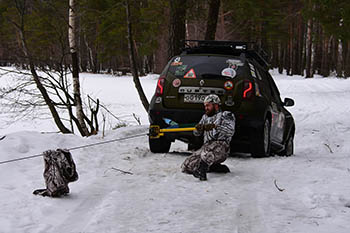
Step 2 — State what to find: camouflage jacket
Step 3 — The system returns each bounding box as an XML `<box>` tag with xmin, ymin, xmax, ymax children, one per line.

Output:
<box><xmin>194</xmin><ymin>110</ymin><xmax>235</xmax><ymax>144</ymax></box>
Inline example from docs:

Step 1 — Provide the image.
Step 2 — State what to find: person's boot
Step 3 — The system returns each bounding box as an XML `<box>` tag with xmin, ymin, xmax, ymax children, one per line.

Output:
<box><xmin>193</xmin><ymin>160</ymin><xmax>208</xmax><ymax>181</ymax></box>
<box><xmin>208</xmin><ymin>163</ymin><xmax>230</xmax><ymax>173</ymax></box>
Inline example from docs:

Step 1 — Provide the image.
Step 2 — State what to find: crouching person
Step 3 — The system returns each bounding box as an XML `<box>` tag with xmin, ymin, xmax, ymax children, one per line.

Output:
<box><xmin>181</xmin><ymin>94</ymin><xmax>235</xmax><ymax>181</ymax></box>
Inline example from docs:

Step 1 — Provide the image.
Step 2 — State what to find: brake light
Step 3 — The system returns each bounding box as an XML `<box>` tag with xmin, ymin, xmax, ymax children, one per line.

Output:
<box><xmin>156</xmin><ymin>76</ymin><xmax>165</xmax><ymax>96</ymax></box>
<box><xmin>243</xmin><ymin>81</ymin><xmax>253</xmax><ymax>99</ymax></box>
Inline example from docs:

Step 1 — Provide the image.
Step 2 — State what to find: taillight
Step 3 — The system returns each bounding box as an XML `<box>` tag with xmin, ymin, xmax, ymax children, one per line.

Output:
<box><xmin>243</xmin><ymin>81</ymin><xmax>253</xmax><ymax>99</ymax></box>
<box><xmin>155</xmin><ymin>76</ymin><xmax>165</xmax><ymax>96</ymax></box>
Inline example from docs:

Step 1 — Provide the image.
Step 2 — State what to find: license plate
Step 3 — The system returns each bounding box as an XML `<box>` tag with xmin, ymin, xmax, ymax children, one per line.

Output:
<box><xmin>183</xmin><ymin>94</ymin><xmax>207</xmax><ymax>103</ymax></box>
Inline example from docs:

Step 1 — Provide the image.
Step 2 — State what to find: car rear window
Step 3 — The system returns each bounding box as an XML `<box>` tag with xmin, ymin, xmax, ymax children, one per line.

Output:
<box><xmin>167</xmin><ymin>55</ymin><xmax>245</xmax><ymax>79</ymax></box>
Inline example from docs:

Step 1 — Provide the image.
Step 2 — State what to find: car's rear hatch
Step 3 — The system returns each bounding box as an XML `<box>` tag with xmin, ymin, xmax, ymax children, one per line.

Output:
<box><xmin>162</xmin><ymin>54</ymin><xmax>250</xmax><ymax>112</ymax></box>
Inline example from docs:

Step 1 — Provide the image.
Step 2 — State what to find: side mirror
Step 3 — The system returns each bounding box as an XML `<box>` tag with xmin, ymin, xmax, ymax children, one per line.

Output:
<box><xmin>283</xmin><ymin>98</ymin><xmax>294</xmax><ymax>107</ymax></box>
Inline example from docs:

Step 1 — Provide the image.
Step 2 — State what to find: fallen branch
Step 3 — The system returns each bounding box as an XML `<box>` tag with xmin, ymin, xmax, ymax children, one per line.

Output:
<box><xmin>111</xmin><ymin>167</ymin><xmax>133</xmax><ymax>175</ymax></box>
<box><xmin>274</xmin><ymin>179</ymin><xmax>285</xmax><ymax>192</ymax></box>
<box><xmin>324</xmin><ymin>143</ymin><xmax>333</xmax><ymax>153</ymax></box>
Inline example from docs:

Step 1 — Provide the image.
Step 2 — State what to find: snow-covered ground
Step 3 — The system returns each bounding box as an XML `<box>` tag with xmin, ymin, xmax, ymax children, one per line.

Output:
<box><xmin>1</xmin><ymin>69</ymin><xmax>350</xmax><ymax>233</ymax></box>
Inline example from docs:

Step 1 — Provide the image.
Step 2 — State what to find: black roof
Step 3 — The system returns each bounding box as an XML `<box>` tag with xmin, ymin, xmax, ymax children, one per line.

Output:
<box><xmin>181</xmin><ymin>40</ymin><xmax>270</xmax><ymax>69</ymax></box>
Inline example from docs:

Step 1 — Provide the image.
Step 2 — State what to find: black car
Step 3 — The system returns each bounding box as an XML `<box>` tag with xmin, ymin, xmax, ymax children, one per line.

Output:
<box><xmin>148</xmin><ymin>40</ymin><xmax>295</xmax><ymax>157</ymax></box>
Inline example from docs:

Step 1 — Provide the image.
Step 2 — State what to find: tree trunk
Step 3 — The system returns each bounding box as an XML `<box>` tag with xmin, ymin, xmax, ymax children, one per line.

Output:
<box><xmin>278</xmin><ymin>40</ymin><xmax>283</xmax><ymax>74</ymax></box>
<box><xmin>13</xmin><ymin>1</ymin><xmax>71</xmax><ymax>134</ymax></box>
<box><xmin>314</xmin><ymin>21</ymin><xmax>322</xmax><ymax>75</ymax></box>
<box><xmin>305</xmin><ymin>17</ymin><xmax>313</xmax><ymax>78</ymax></box>
<box><xmin>83</xmin><ymin>32</ymin><xmax>95</xmax><ymax>72</ymax></box>
<box><xmin>216</xmin><ymin>6</ymin><xmax>225</xmax><ymax>40</ymax></box>
<box><xmin>336</xmin><ymin>38</ymin><xmax>343</xmax><ymax>77</ymax></box>
<box><xmin>154</xmin><ymin>6</ymin><xmax>169</xmax><ymax>74</ymax></box>
<box><xmin>286</xmin><ymin>22</ymin><xmax>293</xmax><ymax>76</ymax></box>
<box><xmin>132</xmin><ymin>0</ymin><xmax>145</xmax><ymax>76</ymax></box>
<box><xmin>292</xmin><ymin>19</ymin><xmax>299</xmax><ymax>75</ymax></box>
<box><xmin>205</xmin><ymin>0</ymin><xmax>221</xmax><ymax>40</ymax></box>
<box><xmin>126</xmin><ymin>0</ymin><xmax>149</xmax><ymax>112</ymax></box>
<box><xmin>18</xmin><ymin>29</ymin><xmax>71</xmax><ymax>134</ymax></box>
<box><xmin>285</xmin><ymin>41</ymin><xmax>290</xmax><ymax>75</ymax></box>
<box><xmin>168</xmin><ymin>0</ymin><xmax>187</xmax><ymax>59</ymax></box>
<box><xmin>345</xmin><ymin>42</ymin><xmax>350</xmax><ymax>78</ymax></box>
<box><xmin>297</xmin><ymin>14</ymin><xmax>304</xmax><ymax>75</ymax></box>
<box><xmin>69</xmin><ymin>0</ymin><xmax>90</xmax><ymax>136</ymax></box>
<box><xmin>321</xmin><ymin>33</ymin><xmax>329</xmax><ymax>77</ymax></box>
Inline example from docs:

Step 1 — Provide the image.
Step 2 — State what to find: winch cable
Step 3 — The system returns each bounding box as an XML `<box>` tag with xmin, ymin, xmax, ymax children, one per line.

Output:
<box><xmin>0</xmin><ymin>133</ymin><xmax>148</xmax><ymax>165</ymax></box>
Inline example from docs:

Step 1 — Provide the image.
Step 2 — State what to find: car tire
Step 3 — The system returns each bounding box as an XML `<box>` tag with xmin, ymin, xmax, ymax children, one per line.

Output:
<box><xmin>251</xmin><ymin>119</ymin><xmax>271</xmax><ymax>158</ymax></box>
<box><xmin>149</xmin><ymin>136</ymin><xmax>171</xmax><ymax>153</ymax></box>
<box><xmin>278</xmin><ymin>132</ymin><xmax>294</xmax><ymax>156</ymax></box>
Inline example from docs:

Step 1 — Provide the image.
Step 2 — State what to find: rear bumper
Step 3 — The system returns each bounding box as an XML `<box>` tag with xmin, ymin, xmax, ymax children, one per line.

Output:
<box><xmin>148</xmin><ymin>108</ymin><xmax>204</xmax><ymax>127</ymax></box>
<box><xmin>149</xmin><ymin>108</ymin><xmax>264</xmax><ymax>153</ymax></box>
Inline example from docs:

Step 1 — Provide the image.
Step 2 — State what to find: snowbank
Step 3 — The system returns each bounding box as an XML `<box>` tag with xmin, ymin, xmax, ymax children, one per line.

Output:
<box><xmin>1</xmin><ymin>71</ymin><xmax>350</xmax><ymax>233</ymax></box>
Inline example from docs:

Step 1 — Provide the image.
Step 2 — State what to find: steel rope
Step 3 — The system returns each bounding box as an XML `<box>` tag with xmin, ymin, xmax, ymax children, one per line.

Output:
<box><xmin>0</xmin><ymin>133</ymin><xmax>148</xmax><ymax>165</ymax></box>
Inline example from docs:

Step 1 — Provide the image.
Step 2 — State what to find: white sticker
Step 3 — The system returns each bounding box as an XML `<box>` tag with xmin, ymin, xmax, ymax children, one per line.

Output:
<box><xmin>226</xmin><ymin>59</ymin><xmax>244</xmax><ymax>68</ymax></box>
<box><xmin>221</xmin><ymin>68</ymin><xmax>237</xmax><ymax>78</ymax></box>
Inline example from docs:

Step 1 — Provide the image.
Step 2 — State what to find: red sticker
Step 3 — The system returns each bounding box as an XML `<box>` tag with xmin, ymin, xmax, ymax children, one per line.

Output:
<box><xmin>224</xmin><ymin>81</ymin><xmax>234</xmax><ymax>90</ymax></box>
<box><xmin>184</xmin><ymin>68</ymin><xmax>196</xmax><ymax>78</ymax></box>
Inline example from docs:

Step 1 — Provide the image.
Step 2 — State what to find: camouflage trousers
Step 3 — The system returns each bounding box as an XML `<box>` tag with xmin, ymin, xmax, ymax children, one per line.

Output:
<box><xmin>181</xmin><ymin>141</ymin><xmax>230</xmax><ymax>174</ymax></box>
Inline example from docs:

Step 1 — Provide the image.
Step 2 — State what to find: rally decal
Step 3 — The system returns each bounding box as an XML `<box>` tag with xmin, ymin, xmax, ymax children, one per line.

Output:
<box><xmin>184</xmin><ymin>68</ymin><xmax>196</xmax><ymax>78</ymax></box>
<box><xmin>171</xmin><ymin>57</ymin><xmax>183</xmax><ymax>66</ymax></box>
<box><xmin>221</xmin><ymin>68</ymin><xmax>237</xmax><ymax>78</ymax></box>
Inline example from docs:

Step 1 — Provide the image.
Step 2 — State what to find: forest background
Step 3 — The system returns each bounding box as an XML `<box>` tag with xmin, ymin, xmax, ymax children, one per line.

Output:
<box><xmin>1</xmin><ymin>0</ymin><xmax>350</xmax><ymax>79</ymax></box>
<box><xmin>0</xmin><ymin>0</ymin><xmax>349</xmax><ymax>136</ymax></box>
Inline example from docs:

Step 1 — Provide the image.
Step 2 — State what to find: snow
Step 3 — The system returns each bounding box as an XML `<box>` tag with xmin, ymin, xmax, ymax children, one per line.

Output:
<box><xmin>1</xmin><ymin>69</ymin><xmax>350</xmax><ymax>233</ymax></box>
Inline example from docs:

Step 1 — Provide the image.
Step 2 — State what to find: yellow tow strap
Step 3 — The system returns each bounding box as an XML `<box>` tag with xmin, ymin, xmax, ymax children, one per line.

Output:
<box><xmin>149</xmin><ymin>125</ymin><xmax>195</xmax><ymax>138</ymax></box>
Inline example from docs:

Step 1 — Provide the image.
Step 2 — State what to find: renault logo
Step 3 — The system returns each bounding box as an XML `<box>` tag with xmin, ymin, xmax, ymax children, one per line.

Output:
<box><xmin>199</xmin><ymin>80</ymin><xmax>205</xmax><ymax>86</ymax></box>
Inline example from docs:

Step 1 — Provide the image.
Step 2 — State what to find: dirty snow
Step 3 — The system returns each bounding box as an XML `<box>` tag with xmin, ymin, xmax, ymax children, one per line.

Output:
<box><xmin>1</xmin><ymin>69</ymin><xmax>350</xmax><ymax>233</ymax></box>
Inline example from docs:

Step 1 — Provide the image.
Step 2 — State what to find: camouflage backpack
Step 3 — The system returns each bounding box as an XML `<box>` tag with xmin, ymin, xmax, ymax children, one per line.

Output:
<box><xmin>33</xmin><ymin>149</ymin><xmax>78</xmax><ymax>197</ymax></box>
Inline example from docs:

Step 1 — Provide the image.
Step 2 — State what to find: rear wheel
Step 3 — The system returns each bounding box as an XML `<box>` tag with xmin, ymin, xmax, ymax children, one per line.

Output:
<box><xmin>278</xmin><ymin>131</ymin><xmax>294</xmax><ymax>156</ymax></box>
<box><xmin>149</xmin><ymin>136</ymin><xmax>171</xmax><ymax>153</ymax></box>
<box><xmin>251</xmin><ymin>119</ymin><xmax>271</xmax><ymax>158</ymax></box>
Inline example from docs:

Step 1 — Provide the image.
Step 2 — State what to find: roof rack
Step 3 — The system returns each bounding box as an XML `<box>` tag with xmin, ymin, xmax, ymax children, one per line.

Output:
<box><xmin>181</xmin><ymin>40</ymin><xmax>270</xmax><ymax>68</ymax></box>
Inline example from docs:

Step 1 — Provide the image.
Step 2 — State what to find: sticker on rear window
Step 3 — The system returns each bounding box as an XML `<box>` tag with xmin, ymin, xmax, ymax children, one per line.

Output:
<box><xmin>174</xmin><ymin>65</ymin><xmax>187</xmax><ymax>76</ymax></box>
<box><xmin>221</xmin><ymin>68</ymin><xmax>237</xmax><ymax>78</ymax></box>
<box><xmin>171</xmin><ymin>57</ymin><xmax>183</xmax><ymax>66</ymax></box>
<box><xmin>226</xmin><ymin>59</ymin><xmax>244</xmax><ymax>69</ymax></box>
<box><xmin>184</xmin><ymin>68</ymin><xmax>196</xmax><ymax>78</ymax></box>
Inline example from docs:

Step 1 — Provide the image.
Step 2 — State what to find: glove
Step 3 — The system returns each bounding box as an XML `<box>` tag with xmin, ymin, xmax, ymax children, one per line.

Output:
<box><xmin>203</xmin><ymin>123</ymin><xmax>216</xmax><ymax>131</ymax></box>
<box><xmin>195</xmin><ymin>124</ymin><xmax>204</xmax><ymax>131</ymax></box>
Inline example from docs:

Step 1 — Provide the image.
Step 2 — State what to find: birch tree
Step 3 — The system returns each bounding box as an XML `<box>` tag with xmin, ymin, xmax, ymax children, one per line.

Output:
<box><xmin>69</xmin><ymin>0</ymin><xmax>90</xmax><ymax>136</ymax></box>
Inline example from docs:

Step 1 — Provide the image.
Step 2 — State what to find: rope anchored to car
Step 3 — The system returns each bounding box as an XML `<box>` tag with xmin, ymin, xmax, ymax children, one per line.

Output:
<box><xmin>0</xmin><ymin>133</ymin><xmax>148</xmax><ymax>165</ymax></box>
